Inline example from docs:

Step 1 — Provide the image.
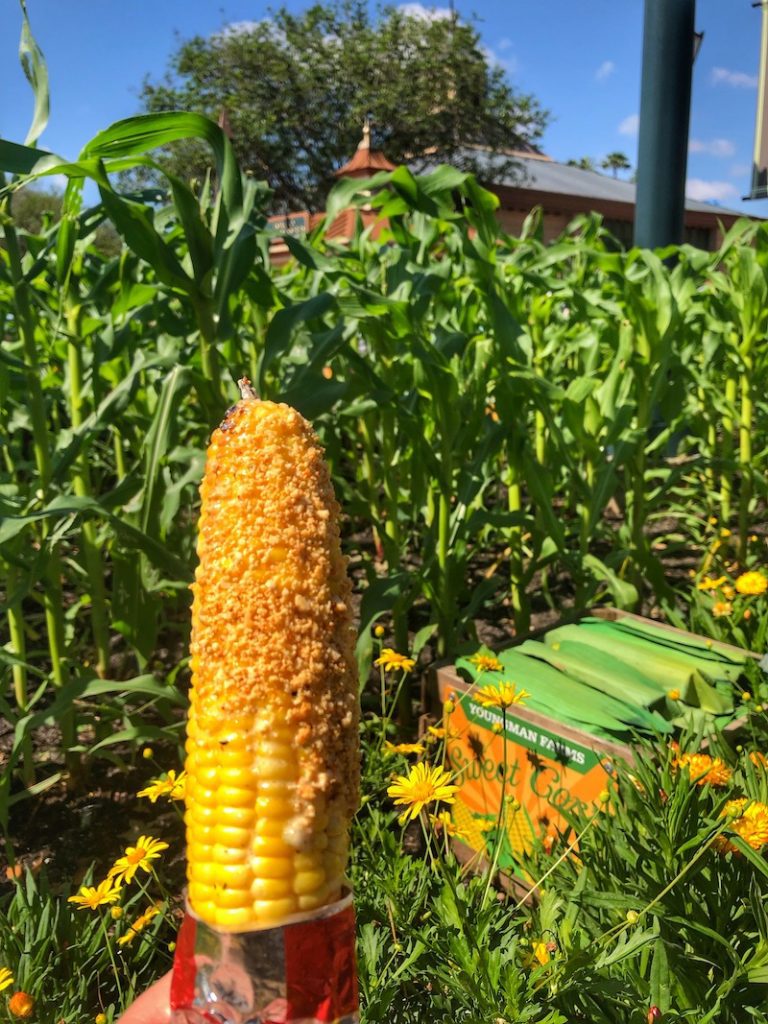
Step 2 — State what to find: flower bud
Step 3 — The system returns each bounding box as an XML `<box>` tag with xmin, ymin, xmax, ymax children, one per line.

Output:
<box><xmin>9</xmin><ymin>992</ymin><xmax>35</xmax><ymax>1019</ymax></box>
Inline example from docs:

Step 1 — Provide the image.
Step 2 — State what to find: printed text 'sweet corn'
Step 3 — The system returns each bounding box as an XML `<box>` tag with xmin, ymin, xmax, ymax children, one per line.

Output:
<box><xmin>184</xmin><ymin>381</ymin><xmax>359</xmax><ymax>929</ymax></box>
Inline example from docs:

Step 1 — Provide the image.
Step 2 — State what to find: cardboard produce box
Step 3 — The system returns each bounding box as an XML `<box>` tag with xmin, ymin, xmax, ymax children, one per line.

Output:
<box><xmin>433</xmin><ymin>609</ymin><xmax>759</xmax><ymax>884</ymax></box>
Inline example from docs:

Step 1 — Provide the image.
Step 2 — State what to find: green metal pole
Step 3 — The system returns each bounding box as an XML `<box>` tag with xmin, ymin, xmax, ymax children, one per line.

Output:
<box><xmin>634</xmin><ymin>0</ymin><xmax>696</xmax><ymax>249</ymax></box>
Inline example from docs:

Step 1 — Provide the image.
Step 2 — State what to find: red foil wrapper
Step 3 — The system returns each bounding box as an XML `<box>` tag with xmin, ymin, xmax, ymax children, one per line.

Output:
<box><xmin>170</xmin><ymin>891</ymin><xmax>359</xmax><ymax>1024</ymax></box>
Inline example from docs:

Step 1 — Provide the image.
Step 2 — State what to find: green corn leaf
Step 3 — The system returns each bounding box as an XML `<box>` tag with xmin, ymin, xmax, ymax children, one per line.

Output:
<box><xmin>18</xmin><ymin>0</ymin><xmax>49</xmax><ymax>147</ymax></box>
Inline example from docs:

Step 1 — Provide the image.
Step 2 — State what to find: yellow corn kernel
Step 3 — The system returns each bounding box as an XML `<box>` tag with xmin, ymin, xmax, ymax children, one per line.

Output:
<box><xmin>253</xmin><ymin>898</ymin><xmax>299</xmax><ymax>922</ymax></box>
<box><xmin>187</xmin><ymin>842</ymin><xmax>214</xmax><ymax>865</ymax></box>
<box><xmin>213</xmin><ymin>887</ymin><xmax>252</xmax><ymax>909</ymax></box>
<box><xmin>251</xmin><ymin>857</ymin><xmax>293</xmax><ymax>880</ymax></box>
<box><xmin>254</xmin><ymin>816</ymin><xmax>291</xmax><ymax>838</ymax></box>
<box><xmin>294</xmin><ymin>851</ymin><xmax>323</xmax><ymax>872</ymax></box>
<box><xmin>251</xmin><ymin>877</ymin><xmax>294</xmax><ymax>900</ymax></box>
<box><xmin>298</xmin><ymin>889</ymin><xmax>331</xmax><ymax>912</ymax></box>
<box><xmin>215</xmin><ymin>907</ymin><xmax>255</xmax><ymax>929</ymax></box>
<box><xmin>218</xmin><ymin>786</ymin><xmax>256</xmax><ymax>809</ymax></box>
<box><xmin>195</xmin><ymin>766</ymin><xmax>220</xmax><ymax>787</ymax></box>
<box><xmin>253</xmin><ymin>834</ymin><xmax>294</xmax><ymax>857</ymax></box>
<box><xmin>213</xmin><ymin>825</ymin><xmax>251</xmax><ymax>847</ymax></box>
<box><xmin>212</xmin><ymin>863</ymin><xmax>253</xmax><ymax>888</ymax></box>
<box><xmin>219</xmin><ymin>766</ymin><xmax>256</xmax><ymax>788</ymax></box>
<box><xmin>213</xmin><ymin>844</ymin><xmax>248</xmax><ymax>865</ymax></box>
<box><xmin>294</xmin><ymin>870</ymin><xmax>326</xmax><ymax>896</ymax></box>
<box><xmin>185</xmin><ymin>389</ymin><xmax>359</xmax><ymax>928</ymax></box>
<box><xmin>217</xmin><ymin>806</ymin><xmax>256</xmax><ymax>829</ymax></box>
<box><xmin>189</xmin><ymin>862</ymin><xmax>219</xmax><ymax>886</ymax></box>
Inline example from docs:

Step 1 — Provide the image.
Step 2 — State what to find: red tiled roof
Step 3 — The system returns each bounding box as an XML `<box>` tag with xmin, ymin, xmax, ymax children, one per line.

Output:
<box><xmin>335</xmin><ymin>122</ymin><xmax>395</xmax><ymax>178</ymax></box>
<box><xmin>335</xmin><ymin>147</ymin><xmax>396</xmax><ymax>177</ymax></box>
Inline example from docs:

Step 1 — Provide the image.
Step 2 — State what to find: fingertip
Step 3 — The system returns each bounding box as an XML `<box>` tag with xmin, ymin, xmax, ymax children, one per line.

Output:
<box><xmin>114</xmin><ymin>970</ymin><xmax>172</xmax><ymax>1024</ymax></box>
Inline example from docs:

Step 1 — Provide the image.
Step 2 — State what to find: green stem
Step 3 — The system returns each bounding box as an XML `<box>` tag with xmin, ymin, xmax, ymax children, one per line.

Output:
<box><xmin>629</xmin><ymin>363</ymin><xmax>651</xmax><ymax>598</ymax></box>
<box><xmin>66</xmin><ymin>308</ymin><xmax>110</xmax><ymax>677</ymax></box>
<box><xmin>6</xmin><ymin>564</ymin><xmax>34</xmax><ymax>787</ymax></box>
<box><xmin>699</xmin><ymin>382</ymin><xmax>717</xmax><ymax>497</ymax></box>
<box><xmin>576</xmin><ymin>457</ymin><xmax>596</xmax><ymax>606</ymax></box>
<box><xmin>191</xmin><ymin>296</ymin><xmax>223</xmax><ymax>412</ymax></box>
<box><xmin>99</xmin><ymin>914</ymin><xmax>124</xmax><ymax>1005</ymax></box>
<box><xmin>505</xmin><ymin>449</ymin><xmax>528</xmax><ymax>635</ymax></box>
<box><xmin>436</xmin><ymin>489</ymin><xmax>451</xmax><ymax>657</ymax></box>
<box><xmin>2</xmin><ymin>212</ymin><xmax>68</xmax><ymax>693</ymax></box>
<box><xmin>358</xmin><ymin>417</ymin><xmax>385</xmax><ymax>563</ymax></box>
<box><xmin>737</xmin><ymin>350</ymin><xmax>753</xmax><ymax>563</ymax></box>
<box><xmin>720</xmin><ymin>372</ymin><xmax>738</xmax><ymax>525</ymax></box>
<box><xmin>534</xmin><ymin>409</ymin><xmax>547</xmax><ymax>466</ymax></box>
<box><xmin>393</xmin><ymin>612</ymin><xmax>412</xmax><ymax>731</ymax></box>
<box><xmin>113</xmin><ymin>427</ymin><xmax>127</xmax><ymax>481</ymax></box>
<box><xmin>481</xmin><ymin>708</ymin><xmax>509</xmax><ymax>908</ymax></box>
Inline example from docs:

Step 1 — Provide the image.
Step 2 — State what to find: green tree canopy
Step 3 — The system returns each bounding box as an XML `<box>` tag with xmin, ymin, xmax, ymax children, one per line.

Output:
<box><xmin>138</xmin><ymin>1</ymin><xmax>548</xmax><ymax>212</ymax></box>
<box><xmin>566</xmin><ymin>156</ymin><xmax>596</xmax><ymax>171</ymax></box>
<box><xmin>7</xmin><ymin>186</ymin><xmax>121</xmax><ymax>257</ymax></box>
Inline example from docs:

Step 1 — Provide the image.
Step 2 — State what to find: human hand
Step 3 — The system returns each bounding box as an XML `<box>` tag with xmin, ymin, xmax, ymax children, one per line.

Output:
<box><xmin>114</xmin><ymin>970</ymin><xmax>172</xmax><ymax>1024</ymax></box>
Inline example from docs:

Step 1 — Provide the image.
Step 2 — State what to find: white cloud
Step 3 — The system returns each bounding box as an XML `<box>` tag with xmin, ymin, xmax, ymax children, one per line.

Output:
<box><xmin>221</xmin><ymin>20</ymin><xmax>260</xmax><ymax>36</ymax></box>
<box><xmin>686</xmin><ymin>178</ymin><xmax>739</xmax><ymax>202</ymax></box>
<box><xmin>497</xmin><ymin>37</ymin><xmax>512</xmax><ymax>51</ymax></box>
<box><xmin>688</xmin><ymin>137</ymin><xmax>735</xmax><ymax>157</ymax></box>
<box><xmin>482</xmin><ymin>44</ymin><xmax>518</xmax><ymax>75</ymax></box>
<box><xmin>711</xmin><ymin>67</ymin><xmax>758</xmax><ymax>89</ymax></box>
<box><xmin>595</xmin><ymin>60</ymin><xmax>615</xmax><ymax>82</ymax></box>
<box><xmin>730</xmin><ymin>162</ymin><xmax>752</xmax><ymax>178</ymax></box>
<box><xmin>397</xmin><ymin>3</ymin><xmax>453</xmax><ymax>19</ymax></box>
<box><xmin>618</xmin><ymin>113</ymin><xmax>639</xmax><ymax>136</ymax></box>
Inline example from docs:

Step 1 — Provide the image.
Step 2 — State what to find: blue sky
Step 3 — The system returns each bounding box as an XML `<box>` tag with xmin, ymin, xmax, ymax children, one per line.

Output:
<box><xmin>1</xmin><ymin>0</ymin><xmax>766</xmax><ymax>216</ymax></box>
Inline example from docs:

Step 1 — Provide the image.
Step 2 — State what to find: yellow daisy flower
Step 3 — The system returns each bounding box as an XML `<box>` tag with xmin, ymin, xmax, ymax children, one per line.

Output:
<box><xmin>109</xmin><ymin>835</ymin><xmax>169</xmax><ymax>885</ymax></box>
<box><xmin>375</xmin><ymin>648</ymin><xmax>416</xmax><ymax>673</ymax></box>
<box><xmin>712</xmin><ymin>600</ymin><xmax>732</xmax><ymax>618</ymax></box>
<box><xmin>426</xmin><ymin>726</ymin><xmax>445</xmax><ymax>740</ymax></box>
<box><xmin>749</xmin><ymin>751</ymin><xmax>768</xmax><ymax>769</ymax></box>
<box><xmin>735</xmin><ymin>571</ymin><xmax>768</xmax><ymax>597</ymax></box>
<box><xmin>474</xmin><ymin>681</ymin><xmax>530</xmax><ymax>710</ymax></box>
<box><xmin>673</xmin><ymin>751</ymin><xmax>731</xmax><ymax>787</ymax></box>
<box><xmin>429</xmin><ymin>810</ymin><xmax>467</xmax><ymax>840</ymax></box>
<box><xmin>117</xmin><ymin>904</ymin><xmax>161</xmax><ymax>946</ymax></box>
<box><xmin>137</xmin><ymin>769</ymin><xmax>187</xmax><ymax>803</ymax></box>
<box><xmin>0</xmin><ymin>967</ymin><xmax>13</xmax><ymax>993</ymax></box>
<box><xmin>523</xmin><ymin>940</ymin><xmax>553</xmax><ymax>968</ymax></box>
<box><xmin>468</xmin><ymin>653</ymin><xmax>503</xmax><ymax>674</ymax></box>
<box><xmin>387</xmin><ymin>762</ymin><xmax>458</xmax><ymax>823</ymax></box>
<box><xmin>68</xmin><ymin>878</ymin><xmax>122</xmax><ymax>911</ymax></box>
<box><xmin>696</xmin><ymin>575</ymin><xmax>726</xmax><ymax>591</ymax></box>
<box><xmin>720</xmin><ymin>798</ymin><xmax>768</xmax><ymax>851</ymax></box>
<box><xmin>383</xmin><ymin>741</ymin><xmax>425</xmax><ymax>755</ymax></box>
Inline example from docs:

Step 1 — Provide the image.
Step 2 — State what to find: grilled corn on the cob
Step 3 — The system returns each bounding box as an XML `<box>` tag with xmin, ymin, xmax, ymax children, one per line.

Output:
<box><xmin>185</xmin><ymin>384</ymin><xmax>359</xmax><ymax>930</ymax></box>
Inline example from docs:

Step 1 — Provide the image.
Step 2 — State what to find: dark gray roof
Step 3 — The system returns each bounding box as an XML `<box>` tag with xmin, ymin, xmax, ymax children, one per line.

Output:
<box><xmin>479</xmin><ymin>149</ymin><xmax>749</xmax><ymax>216</ymax></box>
<box><xmin>425</xmin><ymin>149</ymin><xmax>746</xmax><ymax>218</ymax></box>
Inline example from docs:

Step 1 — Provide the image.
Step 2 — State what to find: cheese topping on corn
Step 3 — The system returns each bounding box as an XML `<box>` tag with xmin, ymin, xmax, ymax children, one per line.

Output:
<box><xmin>185</xmin><ymin>389</ymin><xmax>359</xmax><ymax>929</ymax></box>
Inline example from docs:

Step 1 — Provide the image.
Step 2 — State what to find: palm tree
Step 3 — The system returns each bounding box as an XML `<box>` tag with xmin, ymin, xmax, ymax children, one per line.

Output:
<box><xmin>566</xmin><ymin>156</ymin><xmax>596</xmax><ymax>171</ymax></box>
<box><xmin>601</xmin><ymin>152</ymin><xmax>631</xmax><ymax>178</ymax></box>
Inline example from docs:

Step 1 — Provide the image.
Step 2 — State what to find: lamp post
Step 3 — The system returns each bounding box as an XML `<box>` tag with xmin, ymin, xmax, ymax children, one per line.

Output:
<box><xmin>633</xmin><ymin>0</ymin><xmax>697</xmax><ymax>249</ymax></box>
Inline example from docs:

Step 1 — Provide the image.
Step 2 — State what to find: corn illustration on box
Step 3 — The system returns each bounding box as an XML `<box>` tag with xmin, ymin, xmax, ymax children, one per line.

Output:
<box><xmin>436</xmin><ymin>671</ymin><xmax>628</xmax><ymax>878</ymax></box>
<box><xmin>436</xmin><ymin>610</ymin><xmax>757</xmax><ymax>883</ymax></box>
<box><xmin>184</xmin><ymin>381</ymin><xmax>359</xmax><ymax>931</ymax></box>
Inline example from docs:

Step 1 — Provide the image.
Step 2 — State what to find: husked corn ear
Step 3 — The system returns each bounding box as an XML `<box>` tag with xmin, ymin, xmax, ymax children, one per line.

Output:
<box><xmin>185</xmin><ymin>384</ymin><xmax>359</xmax><ymax>930</ymax></box>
